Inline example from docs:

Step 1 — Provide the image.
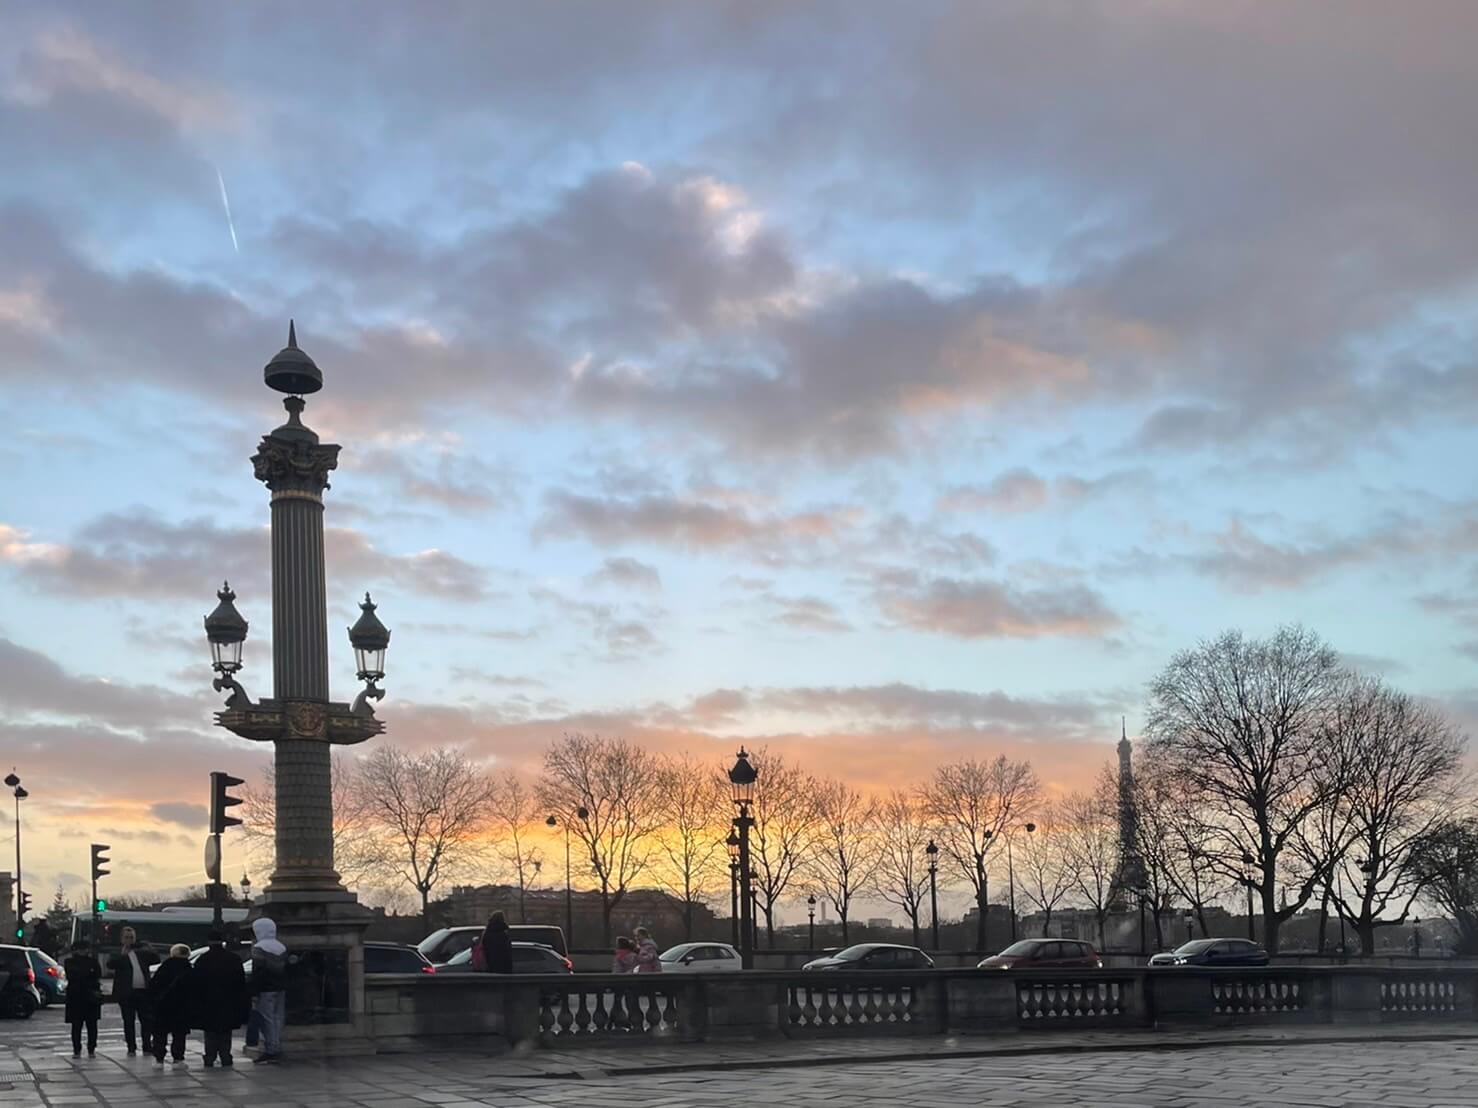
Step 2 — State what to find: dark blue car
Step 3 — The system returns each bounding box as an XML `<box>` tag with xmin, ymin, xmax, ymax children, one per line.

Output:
<box><xmin>26</xmin><ymin>949</ymin><xmax>66</xmax><ymax>1006</ymax></box>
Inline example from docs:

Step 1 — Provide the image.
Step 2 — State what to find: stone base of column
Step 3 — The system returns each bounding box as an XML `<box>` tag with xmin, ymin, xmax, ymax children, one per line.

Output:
<box><xmin>251</xmin><ymin>889</ymin><xmax>376</xmax><ymax>1056</ymax></box>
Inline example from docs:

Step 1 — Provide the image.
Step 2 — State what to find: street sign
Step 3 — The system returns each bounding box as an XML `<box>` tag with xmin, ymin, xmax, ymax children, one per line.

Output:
<box><xmin>204</xmin><ymin>835</ymin><xmax>221</xmax><ymax>882</ymax></box>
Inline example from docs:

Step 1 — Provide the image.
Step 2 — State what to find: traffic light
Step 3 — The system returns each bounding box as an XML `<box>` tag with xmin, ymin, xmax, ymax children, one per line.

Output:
<box><xmin>210</xmin><ymin>771</ymin><xmax>245</xmax><ymax>834</ymax></box>
<box><xmin>95</xmin><ymin>899</ymin><xmax>108</xmax><ymax>913</ymax></box>
<box><xmin>17</xmin><ymin>890</ymin><xmax>31</xmax><ymax>919</ymax></box>
<box><xmin>91</xmin><ymin>843</ymin><xmax>111</xmax><ymax>881</ymax></box>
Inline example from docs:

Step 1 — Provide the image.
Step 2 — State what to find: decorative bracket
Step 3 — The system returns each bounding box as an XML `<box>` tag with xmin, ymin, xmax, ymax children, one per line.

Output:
<box><xmin>215</xmin><ymin>697</ymin><xmax>385</xmax><ymax>745</ymax></box>
<box><xmin>212</xmin><ymin>674</ymin><xmax>253</xmax><ymax>710</ymax></box>
<box><xmin>351</xmin><ymin>679</ymin><xmax>386</xmax><ymax>718</ymax></box>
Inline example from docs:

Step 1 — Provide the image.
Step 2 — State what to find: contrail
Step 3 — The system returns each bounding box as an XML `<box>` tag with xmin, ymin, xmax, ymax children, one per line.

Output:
<box><xmin>216</xmin><ymin>166</ymin><xmax>239</xmax><ymax>253</ymax></box>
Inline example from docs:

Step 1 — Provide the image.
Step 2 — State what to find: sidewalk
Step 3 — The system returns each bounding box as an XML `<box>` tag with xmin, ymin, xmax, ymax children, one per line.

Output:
<box><xmin>4</xmin><ymin>1015</ymin><xmax>1478</xmax><ymax>1108</ymax></box>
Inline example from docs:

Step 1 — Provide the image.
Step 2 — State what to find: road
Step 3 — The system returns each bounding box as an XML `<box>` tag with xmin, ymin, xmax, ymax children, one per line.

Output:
<box><xmin>4</xmin><ymin>1006</ymin><xmax>1478</xmax><ymax>1106</ymax></box>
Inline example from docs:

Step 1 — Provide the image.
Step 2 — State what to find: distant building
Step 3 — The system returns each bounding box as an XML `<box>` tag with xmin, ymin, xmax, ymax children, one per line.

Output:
<box><xmin>865</xmin><ymin>917</ymin><xmax>894</xmax><ymax>930</ymax></box>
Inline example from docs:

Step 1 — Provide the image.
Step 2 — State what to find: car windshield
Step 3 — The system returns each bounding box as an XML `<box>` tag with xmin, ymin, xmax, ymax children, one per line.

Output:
<box><xmin>997</xmin><ymin>941</ymin><xmax>1041</xmax><ymax>957</ymax></box>
<box><xmin>416</xmin><ymin>929</ymin><xmax>452</xmax><ymax>956</ymax></box>
<box><xmin>445</xmin><ymin>948</ymin><xmax>472</xmax><ymax>966</ymax></box>
<box><xmin>832</xmin><ymin>945</ymin><xmax>877</xmax><ymax>961</ymax></box>
<box><xmin>659</xmin><ymin>946</ymin><xmax>692</xmax><ymax>961</ymax></box>
<box><xmin>1172</xmin><ymin>940</ymin><xmax>1218</xmax><ymax>955</ymax></box>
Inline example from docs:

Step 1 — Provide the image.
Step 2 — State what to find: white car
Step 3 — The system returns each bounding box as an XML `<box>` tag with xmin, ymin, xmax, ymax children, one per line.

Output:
<box><xmin>658</xmin><ymin>942</ymin><xmax>744</xmax><ymax>972</ymax></box>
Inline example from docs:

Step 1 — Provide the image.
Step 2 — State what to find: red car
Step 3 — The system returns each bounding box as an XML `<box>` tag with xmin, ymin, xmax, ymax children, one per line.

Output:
<box><xmin>978</xmin><ymin>939</ymin><xmax>1103</xmax><ymax>970</ymax></box>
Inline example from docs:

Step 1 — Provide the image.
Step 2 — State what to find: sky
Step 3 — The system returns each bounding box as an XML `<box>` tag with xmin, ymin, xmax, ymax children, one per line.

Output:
<box><xmin>1</xmin><ymin>1</ymin><xmax>1477</xmax><ymax>911</ymax></box>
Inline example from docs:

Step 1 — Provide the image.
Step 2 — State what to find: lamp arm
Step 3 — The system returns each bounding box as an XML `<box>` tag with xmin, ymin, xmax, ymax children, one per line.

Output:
<box><xmin>212</xmin><ymin>673</ymin><xmax>253</xmax><ymax>709</ymax></box>
<box><xmin>352</xmin><ymin>679</ymin><xmax>386</xmax><ymax>717</ymax></box>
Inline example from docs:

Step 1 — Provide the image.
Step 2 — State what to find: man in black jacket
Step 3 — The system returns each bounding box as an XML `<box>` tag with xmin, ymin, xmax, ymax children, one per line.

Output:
<box><xmin>108</xmin><ymin>927</ymin><xmax>159</xmax><ymax>1055</ymax></box>
<box><xmin>193</xmin><ymin>930</ymin><xmax>248</xmax><ymax>1067</ymax></box>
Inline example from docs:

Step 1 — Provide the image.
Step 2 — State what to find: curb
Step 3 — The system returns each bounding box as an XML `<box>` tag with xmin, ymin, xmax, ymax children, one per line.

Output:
<box><xmin>541</xmin><ymin>1030</ymin><xmax>1478</xmax><ymax>1080</ymax></box>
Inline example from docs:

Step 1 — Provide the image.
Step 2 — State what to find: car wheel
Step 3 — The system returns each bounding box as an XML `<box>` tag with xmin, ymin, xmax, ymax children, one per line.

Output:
<box><xmin>10</xmin><ymin>993</ymin><xmax>37</xmax><ymax>1019</ymax></box>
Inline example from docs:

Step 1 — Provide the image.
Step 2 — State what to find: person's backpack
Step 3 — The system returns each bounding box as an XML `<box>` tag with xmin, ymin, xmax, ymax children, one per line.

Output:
<box><xmin>470</xmin><ymin>939</ymin><xmax>487</xmax><ymax>972</ymax></box>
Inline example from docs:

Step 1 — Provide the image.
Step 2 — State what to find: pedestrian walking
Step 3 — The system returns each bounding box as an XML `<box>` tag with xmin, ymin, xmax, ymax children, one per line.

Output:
<box><xmin>478</xmin><ymin>911</ymin><xmax>515</xmax><ymax>974</ymax></box>
<box><xmin>108</xmin><ymin>926</ymin><xmax>158</xmax><ymax>1056</ymax></box>
<box><xmin>193</xmin><ymin>930</ymin><xmax>248</xmax><ymax>1068</ymax></box>
<box><xmin>62</xmin><ymin>939</ymin><xmax>103</xmax><ymax>1058</ymax></box>
<box><xmin>634</xmin><ymin>927</ymin><xmax>662</xmax><ymax>973</ymax></box>
<box><xmin>149</xmin><ymin>944</ymin><xmax>193</xmax><ymax>1066</ymax></box>
<box><xmin>612</xmin><ymin>936</ymin><xmax>638</xmax><ymax>973</ymax></box>
<box><xmin>249</xmin><ymin>917</ymin><xmax>288</xmax><ymax>1064</ymax></box>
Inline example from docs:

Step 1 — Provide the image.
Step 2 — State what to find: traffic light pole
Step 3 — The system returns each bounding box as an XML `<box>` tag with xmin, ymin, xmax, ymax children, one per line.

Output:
<box><xmin>211</xmin><ymin>832</ymin><xmax>224</xmax><ymax>929</ymax></box>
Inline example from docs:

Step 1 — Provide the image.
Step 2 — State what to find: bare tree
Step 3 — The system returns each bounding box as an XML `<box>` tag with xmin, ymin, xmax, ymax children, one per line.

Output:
<box><xmin>1409</xmin><ymin>818</ymin><xmax>1478</xmax><ymax>955</ymax></box>
<box><xmin>1325</xmin><ymin>681</ymin><xmax>1464</xmax><ymax>955</ymax></box>
<box><xmin>919</xmin><ymin>755</ymin><xmax>1040</xmax><ymax>949</ymax></box>
<box><xmin>489</xmin><ymin>771</ymin><xmax>544</xmax><ymax>923</ymax></box>
<box><xmin>1144</xmin><ymin>625</ymin><xmax>1345</xmax><ymax>954</ymax></box>
<box><xmin>1058</xmin><ymin>787</ymin><xmax>1120</xmax><ymax>947</ymax></box>
<box><xmin>745</xmin><ymin>747</ymin><xmax>820</xmax><ymax>945</ymax></box>
<box><xmin>1014</xmin><ymin>810</ymin><xmax>1075</xmax><ymax>937</ymax></box>
<box><xmin>239</xmin><ymin>754</ymin><xmax>385</xmax><ymax>891</ymax></box>
<box><xmin>807</xmin><ymin>780</ymin><xmax>882</xmax><ymax>945</ymax></box>
<box><xmin>538</xmin><ymin>732</ymin><xmax>665</xmax><ymax>944</ymax></box>
<box><xmin>873</xmin><ymin>789</ymin><xmax>933</xmax><ymax>946</ymax></box>
<box><xmin>355</xmin><ymin>745</ymin><xmax>495</xmax><ymax>922</ymax></box>
<box><xmin>652</xmin><ymin>753</ymin><xmax>729</xmax><ymax>940</ymax></box>
<box><xmin>1133</xmin><ymin>762</ymin><xmax>1229</xmax><ymax>938</ymax></box>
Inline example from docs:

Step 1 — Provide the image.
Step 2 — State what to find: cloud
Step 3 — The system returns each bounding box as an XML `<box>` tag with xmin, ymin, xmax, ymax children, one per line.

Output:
<box><xmin>872</xmin><ymin>570</ymin><xmax>1121</xmax><ymax>640</ymax></box>
<box><xmin>586</xmin><ymin>556</ymin><xmax>663</xmax><ymax>591</ymax></box>
<box><xmin>538</xmin><ymin>488</ymin><xmax>859</xmax><ymax>558</ymax></box>
<box><xmin>150</xmin><ymin>802</ymin><xmax>207</xmax><ymax>828</ymax></box>
<box><xmin>0</xmin><ymin>511</ymin><xmax>489</xmax><ymax>600</ymax></box>
<box><xmin>940</xmin><ymin>469</ymin><xmax>1049</xmax><ymax>514</ymax></box>
<box><xmin>767</xmin><ymin>595</ymin><xmax>853</xmax><ymax>634</ymax></box>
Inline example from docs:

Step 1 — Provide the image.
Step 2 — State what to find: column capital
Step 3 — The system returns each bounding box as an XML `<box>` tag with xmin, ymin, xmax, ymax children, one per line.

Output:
<box><xmin>251</xmin><ymin>397</ymin><xmax>341</xmax><ymax>495</ymax></box>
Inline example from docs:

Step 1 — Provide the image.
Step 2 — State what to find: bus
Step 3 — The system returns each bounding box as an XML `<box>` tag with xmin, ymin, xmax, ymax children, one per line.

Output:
<box><xmin>70</xmin><ymin>908</ymin><xmax>252</xmax><ymax>962</ymax></box>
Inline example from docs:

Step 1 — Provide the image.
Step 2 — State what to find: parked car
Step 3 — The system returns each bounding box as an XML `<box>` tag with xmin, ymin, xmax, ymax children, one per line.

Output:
<box><xmin>418</xmin><ymin>924</ymin><xmax>569</xmax><ymax>964</ymax></box>
<box><xmin>437</xmin><ymin>942</ymin><xmax>574</xmax><ymax>974</ymax></box>
<box><xmin>365</xmin><ymin>942</ymin><xmax>437</xmax><ymax>975</ymax></box>
<box><xmin>26</xmin><ymin>948</ymin><xmax>66</xmax><ymax>1005</ymax></box>
<box><xmin>0</xmin><ymin>945</ymin><xmax>41</xmax><ymax>1019</ymax></box>
<box><xmin>801</xmin><ymin>943</ymin><xmax>934</xmax><ymax>971</ymax></box>
<box><xmin>1148</xmin><ymin>938</ymin><xmax>1270</xmax><ymax>967</ymax></box>
<box><xmin>978</xmin><ymin>939</ymin><xmax>1102</xmax><ymax>971</ymax></box>
<box><xmin>659</xmin><ymin>942</ymin><xmax>743</xmax><ymax>972</ymax></box>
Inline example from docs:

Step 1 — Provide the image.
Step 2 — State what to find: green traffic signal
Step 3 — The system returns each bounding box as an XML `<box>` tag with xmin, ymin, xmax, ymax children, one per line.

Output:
<box><xmin>95</xmin><ymin>899</ymin><xmax>107</xmax><ymax>912</ymax></box>
<box><xmin>13</xmin><ymin>927</ymin><xmax>21</xmax><ymax>939</ymax></box>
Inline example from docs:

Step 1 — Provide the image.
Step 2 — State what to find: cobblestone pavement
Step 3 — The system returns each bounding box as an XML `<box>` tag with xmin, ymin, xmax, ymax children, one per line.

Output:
<box><xmin>6</xmin><ymin>1007</ymin><xmax>1478</xmax><ymax>1107</ymax></box>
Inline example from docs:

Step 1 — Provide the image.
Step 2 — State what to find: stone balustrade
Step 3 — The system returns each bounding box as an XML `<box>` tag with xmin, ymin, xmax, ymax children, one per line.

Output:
<box><xmin>363</xmin><ymin>965</ymin><xmax>1478</xmax><ymax>1052</ymax></box>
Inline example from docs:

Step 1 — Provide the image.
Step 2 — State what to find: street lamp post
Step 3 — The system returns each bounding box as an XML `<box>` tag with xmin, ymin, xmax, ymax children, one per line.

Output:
<box><xmin>203</xmin><ymin>324</ymin><xmax>393</xmax><ymax>1043</ymax></box>
<box><xmin>547</xmin><ymin>809</ymin><xmax>588</xmax><ymax>949</ymax></box>
<box><xmin>1241</xmin><ymin>850</ymin><xmax>1257</xmax><ymax>942</ymax></box>
<box><xmin>974</xmin><ymin>829</ymin><xmax>993</xmax><ymax>951</ymax></box>
<box><xmin>925</xmin><ymin>840</ymin><xmax>940</xmax><ymax>950</ymax></box>
<box><xmin>807</xmin><ymin>895</ymin><xmax>816</xmax><ymax>949</ymax></box>
<box><xmin>241</xmin><ymin>873</ymin><xmax>252</xmax><ymax>905</ymax></box>
<box><xmin>727</xmin><ymin>748</ymin><xmax>759</xmax><ymax>970</ymax></box>
<box><xmin>4</xmin><ymin>774</ymin><xmax>24</xmax><ymax>937</ymax></box>
<box><xmin>726</xmin><ymin>829</ymin><xmax>740</xmax><ymax>948</ymax></box>
<box><xmin>1008</xmin><ymin>822</ymin><xmax>1036</xmax><ymax>943</ymax></box>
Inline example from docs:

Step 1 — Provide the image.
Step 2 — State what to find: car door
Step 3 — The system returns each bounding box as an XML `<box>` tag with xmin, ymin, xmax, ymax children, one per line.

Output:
<box><xmin>1202</xmin><ymin>941</ymin><xmax>1231</xmax><ymax>966</ymax></box>
<box><xmin>711</xmin><ymin>945</ymin><xmax>741</xmax><ymax>971</ymax></box>
<box><xmin>1034</xmin><ymin>941</ymin><xmax>1066</xmax><ymax>969</ymax></box>
<box><xmin>683</xmin><ymin>946</ymin><xmax>714</xmax><ymax>970</ymax></box>
<box><xmin>863</xmin><ymin>948</ymin><xmax>896</xmax><ymax>969</ymax></box>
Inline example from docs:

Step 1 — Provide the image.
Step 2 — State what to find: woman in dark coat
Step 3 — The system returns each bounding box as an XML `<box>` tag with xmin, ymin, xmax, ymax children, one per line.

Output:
<box><xmin>62</xmin><ymin>940</ymin><xmax>103</xmax><ymax>1058</ymax></box>
<box><xmin>478</xmin><ymin>910</ymin><xmax>515</xmax><ymax>974</ymax></box>
<box><xmin>148</xmin><ymin>944</ymin><xmax>193</xmax><ymax>1065</ymax></box>
<box><xmin>191</xmin><ymin>931</ymin><xmax>248</xmax><ymax>1067</ymax></box>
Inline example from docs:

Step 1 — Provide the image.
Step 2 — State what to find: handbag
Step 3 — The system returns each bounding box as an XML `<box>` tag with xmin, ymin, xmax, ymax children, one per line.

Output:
<box><xmin>470</xmin><ymin>939</ymin><xmax>487</xmax><ymax>972</ymax></box>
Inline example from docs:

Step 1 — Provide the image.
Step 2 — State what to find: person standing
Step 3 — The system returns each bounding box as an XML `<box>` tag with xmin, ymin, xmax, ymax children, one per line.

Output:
<box><xmin>633</xmin><ymin>927</ymin><xmax>662</xmax><ymax>973</ymax></box>
<box><xmin>149</xmin><ymin>945</ymin><xmax>193</xmax><ymax>1066</ymax></box>
<box><xmin>193</xmin><ymin>930</ymin><xmax>247</xmax><ymax>1068</ymax></box>
<box><xmin>249</xmin><ymin>918</ymin><xmax>288</xmax><ymax>1064</ymax></box>
<box><xmin>478</xmin><ymin>911</ymin><xmax>514</xmax><ymax>974</ymax></box>
<box><xmin>611</xmin><ymin>936</ymin><xmax>638</xmax><ymax>973</ymax></box>
<box><xmin>108</xmin><ymin>926</ymin><xmax>158</xmax><ymax>1056</ymax></box>
<box><xmin>62</xmin><ymin>939</ymin><xmax>103</xmax><ymax>1058</ymax></box>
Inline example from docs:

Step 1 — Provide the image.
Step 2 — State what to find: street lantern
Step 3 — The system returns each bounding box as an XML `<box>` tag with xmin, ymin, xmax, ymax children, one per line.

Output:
<box><xmin>241</xmin><ymin>873</ymin><xmax>252</xmax><ymax>903</ymax></box>
<box><xmin>5</xmin><ymin>773</ymin><xmax>22</xmax><ymax>937</ymax></box>
<box><xmin>348</xmin><ymin>593</ymin><xmax>391</xmax><ymax>716</ymax></box>
<box><xmin>203</xmin><ymin>583</ymin><xmax>250</xmax><ymax>707</ymax></box>
<box><xmin>727</xmin><ymin>748</ymin><xmax>758</xmax><ymax>809</ymax></box>
<box><xmin>807</xmin><ymin>894</ymin><xmax>817</xmax><ymax>949</ymax></box>
<box><xmin>726</xmin><ymin>828</ymin><xmax>740</xmax><ymax>862</ymax></box>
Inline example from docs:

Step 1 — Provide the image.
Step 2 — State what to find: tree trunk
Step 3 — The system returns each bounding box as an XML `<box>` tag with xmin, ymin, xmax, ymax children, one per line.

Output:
<box><xmin>1262</xmin><ymin>885</ymin><xmax>1281</xmax><ymax>954</ymax></box>
<box><xmin>519</xmin><ymin>880</ymin><xmax>527</xmax><ymax>925</ymax></box>
<box><xmin>420</xmin><ymin>886</ymin><xmax>431</xmax><ymax>928</ymax></box>
<box><xmin>1042</xmin><ymin>908</ymin><xmax>1052</xmax><ymax>937</ymax></box>
<box><xmin>683</xmin><ymin>900</ymin><xmax>694</xmax><ymax>941</ymax></box>
<box><xmin>840</xmin><ymin>905</ymin><xmax>849</xmax><ymax>945</ymax></box>
<box><xmin>911</xmin><ymin>916</ymin><xmax>920</xmax><ymax>947</ymax></box>
<box><xmin>602</xmin><ymin>893</ymin><xmax>614</xmax><ymax>947</ymax></box>
<box><xmin>1358</xmin><ymin>920</ymin><xmax>1376</xmax><ymax>958</ymax></box>
<box><xmin>975</xmin><ymin>887</ymin><xmax>987</xmax><ymax>950</ymax></box>
<box><xmin>1316</xmin><ymin>886</ymin><xmax>1330</xmax><ymax>954</ymax></box>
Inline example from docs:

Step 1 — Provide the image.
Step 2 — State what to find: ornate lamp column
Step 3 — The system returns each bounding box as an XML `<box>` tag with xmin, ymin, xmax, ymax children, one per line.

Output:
<box><xmin>205</xmin><ymin>324</ymin><xmax>387</xmax><ymax>1051</ymax></box>
<box><xmin>726</xmin><ymin>748</ymin><xmax>758</xmax><ymax>970</ymax></box>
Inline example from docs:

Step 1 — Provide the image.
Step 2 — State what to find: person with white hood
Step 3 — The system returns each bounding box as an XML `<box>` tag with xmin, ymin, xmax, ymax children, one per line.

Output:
<box><xmin>249</xmin><ymin>918</ymin><xmax>288</xmax><ymax>1063</ymax></box>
